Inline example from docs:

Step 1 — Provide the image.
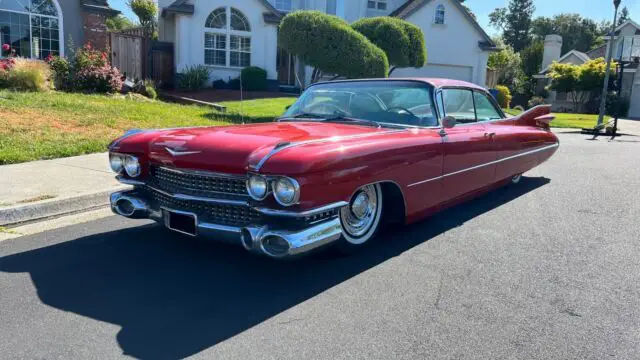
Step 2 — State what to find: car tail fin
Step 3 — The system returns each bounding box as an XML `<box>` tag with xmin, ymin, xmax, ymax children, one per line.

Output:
<box><xmin>509</xmin><ymin>105</ymin><xmax>555</xmax><ymax>129</ymax></box>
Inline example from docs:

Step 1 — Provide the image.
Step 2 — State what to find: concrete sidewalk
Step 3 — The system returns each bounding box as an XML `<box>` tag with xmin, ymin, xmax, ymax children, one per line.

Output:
<box><xmin>0</xmin><ymin>153</ymin><xmax>128</xmax><ymax>226</ymax></box>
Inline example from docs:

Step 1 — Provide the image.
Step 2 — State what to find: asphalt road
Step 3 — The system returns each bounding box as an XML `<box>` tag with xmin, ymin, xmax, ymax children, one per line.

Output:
<box><xmin>1</xmin><ymin>132</ymin><xmax>640</xmax><ymax>360</ymax></box>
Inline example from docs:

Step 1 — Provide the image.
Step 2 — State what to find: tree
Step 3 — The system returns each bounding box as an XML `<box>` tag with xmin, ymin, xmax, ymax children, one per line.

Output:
<box><xmin>488</xmin><ymin>7</ymin><xmax>508</xmax><ymax>31</ymax></box>
<box><xmin>548</xmin><ymin>58</ymin><xmax>615</xmax><ymax>112</ymax></box>
<box><xmin>520</xmin><ymin>40</ymin><xmax>544</xmax><ymax>96</ymax></box>
<box><xmin>500</xmin><ymin>0</ymin><xmax>535</xmax><ymax>52</ymax></box>
<box><xmin>618</xmin><ymin>6</ymin><xmax>630</xmax><ymax>26</ymax></box>
<box><xmin>279</xmin><ymin>11</ymin><xmax>389</xmax><ymax>82</ymax></box>
<box><xmin>127</xmin><ymin>0</ymin><xmax>157</xmax><ymax>38</ymax></box>
<box><xmin>352</xmin><ymin>17</ymin><xmax>426</xmax><ymax>76</ymax></box>
<box><xmin>531</xmin><ymin>14</ymin><xmax>601</xmax><ymax>54</ymax></box>
<box><xmin>106</xmin><ymin>15</ymin><xmax>137</xmax><ymax>32</ymax></box>
<box><xmin>488</xmin><ymin>38</ymin><xmax>524</xmax><ymax>91</ymax></box>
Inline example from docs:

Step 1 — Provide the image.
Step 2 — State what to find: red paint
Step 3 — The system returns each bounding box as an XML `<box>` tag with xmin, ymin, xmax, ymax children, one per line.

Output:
<box><xmin>110</xmin><ymin>80</ymin><xmax>559</xmax><ymax>225</ymax></box>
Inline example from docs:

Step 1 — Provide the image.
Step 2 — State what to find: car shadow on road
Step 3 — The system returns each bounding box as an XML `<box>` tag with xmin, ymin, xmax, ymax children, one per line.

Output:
<box><xmin>0</xmin><ymin>177</ymin><xmax>549</xmax><ymax>360</ymax></box>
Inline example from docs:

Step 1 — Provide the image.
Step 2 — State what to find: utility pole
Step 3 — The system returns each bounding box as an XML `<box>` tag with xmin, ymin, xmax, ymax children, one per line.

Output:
<box><xmin>597</xmin><ymin>0</ymin><xmax>622</xmax><ymax>127</ymax></box>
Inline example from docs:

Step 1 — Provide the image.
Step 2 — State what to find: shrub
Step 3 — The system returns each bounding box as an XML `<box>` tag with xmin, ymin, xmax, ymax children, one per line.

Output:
<box><xmin>228</xmin><ymin>78</ymin><xmax>241</xmax><ymax>90</ymax></box>
<box><xmin>3</xmin><ymin>58</ymin><xmax>51</xmax><ymax>92</ymax></box>
<box><xmin>74</xmin><ymin>65</ymin><xmax>123</xmax><ymax>93</ymax></box>
<box><xmin>606</xmin><ymin>92</ymin><xmax>630</xmax><ymax>117</ymax></box>
<box><xmin>352</xmin><ymin>17</ymin><xmax>426</xmax><ymax>74</ymax></box>
<box><xmin>46</xmin><ymin>55</ymin><xmax>71</xmax><ymax>90</ymax></box>
<box><xmin>142</xmin><ymin>79</ymin><xmax>157</xmax><ymax>99</ymax></box>
<box><xmin>73</xmin><ymin>43</ymin><xmax>109</xmax><ymax>72</ymax></box>
<box><xmin>177</xmin><ymin>65</ymin><xmax>210</xmax><ymax>91</ymax></box>
<box><xmin>495</xmin><ymin>85</ymin><xmax>512</xmax><ymax>108</ymax></box>
<box><xmin>212</xmin><ymin>79</ymin><xmax>228</xmax><ymax>89</ymax></box>
<box><xmin>527</xmin><ymin>96</ymin><xmax>546</xmax><ymax>109</ymax></box>
<box><xmin>240</xmin><ymin>66</ymin><xmax>267</xmax><ymax>91</ymax></box>
<box><xmin>279</xmin><ymin>11</ymin><xmax>389</xmax><ymax>80</ymax></box>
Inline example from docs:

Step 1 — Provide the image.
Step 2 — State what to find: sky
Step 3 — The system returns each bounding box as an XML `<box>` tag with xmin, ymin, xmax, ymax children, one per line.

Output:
<box><xmin>108</xmin><ymin>0</ymin><xmax>640</xmax><ymax>35</ymax></box>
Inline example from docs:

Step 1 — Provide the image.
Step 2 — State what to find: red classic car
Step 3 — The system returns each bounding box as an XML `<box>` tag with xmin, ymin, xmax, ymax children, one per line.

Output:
<box><xmin>108</xmin><ymin>78</ymin><xmax>558</xmax><ymax>258</ymax></box>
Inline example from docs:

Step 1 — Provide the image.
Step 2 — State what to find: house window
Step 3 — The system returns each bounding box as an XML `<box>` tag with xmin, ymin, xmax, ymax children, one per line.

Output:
<box><xmin>435</xmin><ymin>4</ymin><xmax>446</xmax><ymax>24</ymax></box>
<box><xmin>367</xmin><ymin>0</ymin><xmax>387</xmax><ymax>11</ymax></box>
<box><xmin>0</xmin><ymin>0</ymin><xmax>62</xmax><ymax>59</ymax></box>
<box><xmin>204</xmin><ymin>7</ymin><xmax>251</xmax><ymax>68</ymax></box>
<box><xmin>272</xmin><ymin>0</ymin><xmax>292</xmax><ymax>12</ymax></box>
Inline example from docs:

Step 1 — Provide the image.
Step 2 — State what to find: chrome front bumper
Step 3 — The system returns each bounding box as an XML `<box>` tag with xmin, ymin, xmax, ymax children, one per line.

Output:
<box><xmin>110</xmin><ymin>190</ymin><xmax>344</xmax><ymax>258</ymax></box>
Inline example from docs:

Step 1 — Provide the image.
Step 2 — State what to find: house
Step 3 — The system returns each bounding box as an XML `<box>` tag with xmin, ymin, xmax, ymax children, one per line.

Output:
<box><xmin>158</xmin><ymin>0</ymin><xmax>498</xmax><ymax>89</ymax></box>
<box><xmin>0</xmin><ymin>0</ymin><xmax>119</xmax><ymax>59</ymax></box>
<box><xmin>536</xmin><ymin>20</ymin><xmax>640</xmax><ymax>116</ymax></box>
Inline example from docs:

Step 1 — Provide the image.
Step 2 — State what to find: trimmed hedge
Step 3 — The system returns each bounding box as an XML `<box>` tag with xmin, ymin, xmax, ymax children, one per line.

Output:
<box><xmin>352</xmin><ymin>17</ymin><xmax>426</xmax><ymax>71</ymax></box>
<box><xmin>279</xmin><ymin>11</ymin><xmax>389</xmax><ymax>78</ymax></box>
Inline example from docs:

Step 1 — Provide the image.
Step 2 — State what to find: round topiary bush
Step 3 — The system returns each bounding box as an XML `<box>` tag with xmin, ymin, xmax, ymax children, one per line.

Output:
<box><xmin>279</xmin><ymin>11</ymin><xmax>389</xmax><ymax>79</ymax></box>
<box><xmin>352</xmin><ymin>17</ymin><xmax>426</xmax><ymax>73</ymax></box>
<box><xmin>240</xmin><ymin>66</ymin><xmax>268</xmax><ymax>91</ymax></box>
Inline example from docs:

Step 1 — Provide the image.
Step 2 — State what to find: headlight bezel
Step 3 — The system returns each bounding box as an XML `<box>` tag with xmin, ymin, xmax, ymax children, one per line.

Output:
<box><xmin>124</xmin><ymin>155</ymin><xmax>141</xmax><ymax>178</ymax></box>
<box><xmin>273</xmin><ymin>177</ymin><xmax>300</xmax><ymax>206</ymax></box>
<box><xmin>246</xmin><ymin>174</ymin><xmax>270</xmax><ymax>201</ymax></box>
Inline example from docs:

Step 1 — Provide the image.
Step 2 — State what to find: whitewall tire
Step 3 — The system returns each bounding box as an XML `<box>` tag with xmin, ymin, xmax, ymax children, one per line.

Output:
<box><xmin>336</xmin><ymin>183</ymin><xmax>383</xmax><ymax>253</ymax></box>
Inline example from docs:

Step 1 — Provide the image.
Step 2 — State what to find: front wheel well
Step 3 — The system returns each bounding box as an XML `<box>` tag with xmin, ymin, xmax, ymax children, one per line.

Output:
<box><xmin>380</xmin><ymin>182</ymin><xmax>406</xmax><ymax>225</ymax></box>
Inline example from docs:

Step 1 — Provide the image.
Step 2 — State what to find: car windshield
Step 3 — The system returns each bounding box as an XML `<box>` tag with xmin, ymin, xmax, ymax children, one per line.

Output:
<box><xmin>281</xmin><ymin>80</ymin><xmax>438</xmax><ymax>127</ymax></box>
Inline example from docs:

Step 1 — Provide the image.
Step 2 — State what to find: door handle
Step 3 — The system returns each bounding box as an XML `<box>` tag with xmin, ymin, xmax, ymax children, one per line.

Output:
<box><xmin>484</xmin><ymin>132</ymin><xmax>496</xmax><ymax>138</ymax></box>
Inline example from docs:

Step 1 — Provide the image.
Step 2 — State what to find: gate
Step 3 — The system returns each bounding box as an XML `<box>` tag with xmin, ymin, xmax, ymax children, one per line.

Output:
<box><xmin>110</xmin><ymin>29</ymin><xmax>144</xmax><ymax>81</ymax></box>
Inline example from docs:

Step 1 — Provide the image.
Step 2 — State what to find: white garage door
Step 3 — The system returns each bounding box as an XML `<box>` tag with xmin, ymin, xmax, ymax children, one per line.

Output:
<box><xmin>391</xmin><ymin>64</ymin><xmax>474</xmax><ymax>82</ymax></box>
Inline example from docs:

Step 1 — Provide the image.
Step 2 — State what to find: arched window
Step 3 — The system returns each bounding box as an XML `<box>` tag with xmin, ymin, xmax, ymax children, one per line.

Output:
<box><xmin>0</xmin><ymin>0</ymin><xmax>63</xmax><ymax>59</ymax></box>
<box><xmin>435</xmin><ymin>4</ymin><xmax>446</xmax><ymax>25</ymax></box>
<box><xmin>204</xmin><ymin>7</ymin><xmax>251</xmax><ymax>68</ymax></box>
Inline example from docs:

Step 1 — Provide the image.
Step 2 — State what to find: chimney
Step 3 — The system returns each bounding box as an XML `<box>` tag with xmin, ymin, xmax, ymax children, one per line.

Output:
<box><xmin>542</xmin><ymin>35</ymin><xmax>563</xmax><ymax>70</ymax></box>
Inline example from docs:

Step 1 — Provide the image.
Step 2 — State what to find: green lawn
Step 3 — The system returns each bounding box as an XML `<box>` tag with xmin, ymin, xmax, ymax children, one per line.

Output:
<box><xmin>503</xmin><ymin>108</ymin><xmax>607</xmax><ymax>129</ymax></box>
<box><xmin>0</xmin><ymin>90</ymin><xmax>295</xmax><ymax>164</ymax></box>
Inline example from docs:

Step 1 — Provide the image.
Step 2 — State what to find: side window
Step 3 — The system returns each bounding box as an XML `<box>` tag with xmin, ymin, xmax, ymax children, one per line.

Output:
<box><xmin>441</xmin><ymin>89</ymin><xmax>476</xmax><ymax>123</ymax></box>
<box><xmin>473</xmin><ymin>92</ymin><xmax>503</xmax><ymax>121</ymax></box>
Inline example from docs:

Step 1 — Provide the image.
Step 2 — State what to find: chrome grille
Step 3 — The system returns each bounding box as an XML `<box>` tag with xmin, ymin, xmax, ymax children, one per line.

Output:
<box><xmin>149</xmin><ymin>166</ymin><xmax>248</xmax><ymax>198</ymax></box>
<box><xmin>146</xmin><ymin>188</ymin><xmax>261</xmax><ymax>227</ymax></box>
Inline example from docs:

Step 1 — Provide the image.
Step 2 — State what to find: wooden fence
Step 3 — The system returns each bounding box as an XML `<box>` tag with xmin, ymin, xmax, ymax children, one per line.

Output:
<box><xmin>109</xmin><ymin>28</ymin><xmax>174</xmax><ymax>87</ymax></box>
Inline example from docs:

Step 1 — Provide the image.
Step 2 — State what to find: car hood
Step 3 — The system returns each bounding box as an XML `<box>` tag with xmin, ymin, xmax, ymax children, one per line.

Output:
<box><xmin>112</xmin><ymin>121</ymin><xmax>398</xmax><ymax>174</ymax></box>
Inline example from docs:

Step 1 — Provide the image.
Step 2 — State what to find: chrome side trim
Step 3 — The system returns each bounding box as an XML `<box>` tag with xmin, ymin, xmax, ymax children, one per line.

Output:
<box><xmin>146</xmin><ymin>185</ymin><xmax>249</xmax><ymax>207</ymax></box>
<box><xmin>408</xmin><ymin>143</ymin><xmax>559</xmax><ymax>187</ymax></box>
<box><xmin>250</xmin><ymin>130</ymin><xmax>406</xmax><ymax>171</ymax></box>
<box><xmin>253</xmin><ymin>201</ymin><xmax>348</xmax><ymax>218</ymax></box>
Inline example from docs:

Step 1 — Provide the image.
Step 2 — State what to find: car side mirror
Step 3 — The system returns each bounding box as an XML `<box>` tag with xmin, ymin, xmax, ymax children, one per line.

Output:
<box><xmin>442</xmin><ymin>115</ymin><xmax>457</xmax><ymax>129</ymax></box>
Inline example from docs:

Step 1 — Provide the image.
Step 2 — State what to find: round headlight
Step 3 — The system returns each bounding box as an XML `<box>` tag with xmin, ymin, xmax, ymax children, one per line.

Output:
<box><xmin>124</xmin><ymin>155</ymin><xmax>141</xmax><ymax>177</ymax></box>
<box><xmin>109</xmin><ymin>154</ymin><xmax>124</xmax><ymax>173</ymax></box>
<box><xmin>274</xmin><ymin>177</ymin><xmax>300</xmax><ymax>206</ymax></box>
<box><xmin>247</xmin><ymin>175</ymin><xmax>269</xmax><ymax>200</ymax></box>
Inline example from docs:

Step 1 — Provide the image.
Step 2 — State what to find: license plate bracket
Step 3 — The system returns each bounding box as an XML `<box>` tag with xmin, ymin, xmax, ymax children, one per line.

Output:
<box><xmin>163</xmin><ymin>209</ymin><xmax>197</xmax><ymax>236</ymax></box>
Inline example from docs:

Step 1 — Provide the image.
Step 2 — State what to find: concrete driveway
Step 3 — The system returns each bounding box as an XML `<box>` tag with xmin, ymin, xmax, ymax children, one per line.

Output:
<box><xmin>1</xmin><ymin>132</ymin><xmax>639</xmax><ymax>359</ymax></box>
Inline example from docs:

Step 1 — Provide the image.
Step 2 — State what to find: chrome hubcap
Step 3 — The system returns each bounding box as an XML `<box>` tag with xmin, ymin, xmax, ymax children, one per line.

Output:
<box><xmin>511</xmin><ymin>174</ymin><xmax>522</xmax><ymax>184</ymax></box>
<box><xmin>340</xmin><ymin>185</ymin><xmax>378</xmax><ymax>239</ymax></box>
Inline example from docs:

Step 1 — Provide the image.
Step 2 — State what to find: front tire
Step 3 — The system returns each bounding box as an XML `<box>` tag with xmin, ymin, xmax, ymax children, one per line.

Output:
<box><xmin>336</xmin><ymin>183</ymin><xmax>383</xmax><ymax>254</ymax></box>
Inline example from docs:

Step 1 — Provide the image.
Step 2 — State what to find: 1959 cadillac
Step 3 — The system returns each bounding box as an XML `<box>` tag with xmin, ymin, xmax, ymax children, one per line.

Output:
<box><xmin>108</xmin><ymin>78</ymin><xmax>558</xmax><ymax>258</ymax></box>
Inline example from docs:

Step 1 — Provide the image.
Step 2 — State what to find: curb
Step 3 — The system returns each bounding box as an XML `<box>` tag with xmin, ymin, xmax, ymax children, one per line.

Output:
<box><xmin>0</xmin><ymin>186</ymin><xmax>130</xmax><ymax>227</ymax></box>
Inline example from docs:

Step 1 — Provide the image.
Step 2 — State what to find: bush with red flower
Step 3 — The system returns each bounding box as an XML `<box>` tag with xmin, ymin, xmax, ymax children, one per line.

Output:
<box><xmin>43</xmin><ymin>42</ymin><xmax>123</xmax><ymax>93</ymax></box>
<box><xmin>74</xmin><ymin>64</ymin><xmax>123</xmax><ymax>94</ymax></box>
